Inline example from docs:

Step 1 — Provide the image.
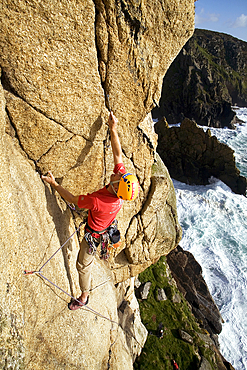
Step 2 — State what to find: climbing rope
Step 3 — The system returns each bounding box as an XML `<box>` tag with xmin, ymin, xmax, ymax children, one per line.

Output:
<box><xmin>24</xmin><ymin>222</ymin><xmax>84</xmax><ymax>276</ymax></box>
<box><xmin>38</xmin><ymin>272</ymin><xmax>119</xmax><ymax>326</ymax></box>
<box><xmin>24</xmin><ymin>222</ymin><xmax>119</xmax><ymax>326</ymax></box>
<box><xmin>23</xmin><ymin>217</ymin><xmax>144</xmax><ymax>354</ymax></box>
<box><xmin>40</xmin><ymin>222</ymin><xmax>84</xmax><ymax>271</ymax></box>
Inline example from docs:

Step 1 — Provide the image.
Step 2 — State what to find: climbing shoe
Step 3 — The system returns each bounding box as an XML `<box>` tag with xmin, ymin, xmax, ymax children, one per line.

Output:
<box><xmin>68</xmin><ymin>296</ymin><xmax>89</xmax><ymax>310</ymax></box>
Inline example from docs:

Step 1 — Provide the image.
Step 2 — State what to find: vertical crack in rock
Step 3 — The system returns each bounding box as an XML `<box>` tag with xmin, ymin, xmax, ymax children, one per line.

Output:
<box><xmin>103</xmin><ymin>128</ymin><xmax>111</xmax><ymax>184</ymax></box>
<box><xmin>118</xmin><ymin>0</ymin><xmax>143</xmax><ymax>43</ymax></box>
<box><xmin>5</xmin><ymin>106</ymin><xmax>30</xmax><ymax>159</ymax></box>
<box><xmin>106</xmin><ymin>326</ymin><xmax>117</xmax><ymax>370</ymax></box>
<box><xmin>93</xmin><ymin>0</ymin><xmax>115</xmax><ymax>186</ymax></box>
<box><xmin>123</xmin><ymin>182</ymin><xmax>152</xmax><ymax>264</ymax></box>
<box><xmin>93</xmin><ymin>0</ymin><xmax>110</xmax><ymax>108</ymax></box>
<box><xmin>1</xmin><ymin>70</ymin><xmax>19</xmax><ymax>99</ymax></box>
<box><xmin>136</xmin><ymin>126</ymin><xmax>155</xmax><ymax>153</ymax></box>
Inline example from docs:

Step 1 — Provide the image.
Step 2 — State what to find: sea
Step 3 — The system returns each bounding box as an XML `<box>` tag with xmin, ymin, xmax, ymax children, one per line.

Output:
<box><xmin>171</xmin><ymin>107</ymin><xmax>247</xmax><ymax>370</ymax></box>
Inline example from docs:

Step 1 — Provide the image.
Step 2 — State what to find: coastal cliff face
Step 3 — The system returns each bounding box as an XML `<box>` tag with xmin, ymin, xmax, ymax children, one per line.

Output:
<box><xmin>0</xmin><ymin>1</ymin><xmax>195</xmax><ymax>369</ymax></box>
<box><xmin>153</xmin><ymin>29</ymin><xmax>247</xmax><ymax>128</ymax></box>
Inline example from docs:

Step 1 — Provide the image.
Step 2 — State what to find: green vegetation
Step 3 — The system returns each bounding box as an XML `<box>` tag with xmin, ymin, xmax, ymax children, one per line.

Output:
<box><xmin>153</xmin><ymin>29</ymin><xmax>247</xmax><ymax>126</ymax></box>
<box><xmin>134</xmin><ymin>256</ymin><xmax>216</xmax><ymax>370</ymax></box>
<box><xmin>193</xmin><ymin>37</ymin><xmax>247</xmax><ymax>104</ymax></box>
<box><xmin>194</xmin><ymin>42</ymin><xmax>228</xmax><ymax>82</ymax></box>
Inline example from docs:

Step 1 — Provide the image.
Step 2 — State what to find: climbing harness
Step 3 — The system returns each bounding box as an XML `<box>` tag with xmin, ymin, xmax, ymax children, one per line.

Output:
<box><xmin>85</xmin><ymin>219</ymin><xmax>121</xmax><ymax>260</ymax></box>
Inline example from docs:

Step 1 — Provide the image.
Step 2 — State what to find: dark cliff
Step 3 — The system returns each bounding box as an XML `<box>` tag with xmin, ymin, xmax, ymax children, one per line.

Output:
<box><xmin>155</xmin><ymin>117</ymin><xmax>247</xmax><ymax>195</ymax></box>
<box><xmin>152</xmin><ymin>29</ymin><xmax>247</xmax><ymax>128</ymax></box>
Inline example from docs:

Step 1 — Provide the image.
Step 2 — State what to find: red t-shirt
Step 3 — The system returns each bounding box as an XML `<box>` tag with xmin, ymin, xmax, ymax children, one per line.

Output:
<box><xmin>77</xmin><ymin>163</ymin><xmax>126</xmax><ymax>231</ymax></box>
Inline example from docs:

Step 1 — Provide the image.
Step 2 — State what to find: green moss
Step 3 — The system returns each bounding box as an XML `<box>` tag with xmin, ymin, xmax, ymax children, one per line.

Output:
<box><xmin>134</xmin><ymin>256</ymin><xmax>217</xmax><ymax>370</ymax></box>
<box><xmin>194</xmin><ymin>39</ymin><xmax>247</xmax><ymax>102</ymax></box>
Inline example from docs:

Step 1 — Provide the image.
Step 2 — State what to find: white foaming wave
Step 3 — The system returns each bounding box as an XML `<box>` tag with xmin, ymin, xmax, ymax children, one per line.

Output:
<box><xmin>162</xmin><ymin>108</ymin><xmax>247</xmax><ymax>368</ymax></box>
<box><xmin>228</xmin><ymin>111</ymin><xmax>247</xmax><ymax>177</ymax></box>
<box><xmin>174</xmin><ymin>178</ymin><xmax>247</xmax><ymax>369</ymax></box>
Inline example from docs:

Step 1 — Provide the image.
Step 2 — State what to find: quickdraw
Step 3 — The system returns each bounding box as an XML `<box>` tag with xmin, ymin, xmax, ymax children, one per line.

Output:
<box><xmin>84</xmin><ymin>232</ymin><xmax>99</xmax><ymax>255</ymax></box>
<box><xmin>100</xmin><ymin>233</ymin><xmax>110</xmax><ymax>260</ymax></box>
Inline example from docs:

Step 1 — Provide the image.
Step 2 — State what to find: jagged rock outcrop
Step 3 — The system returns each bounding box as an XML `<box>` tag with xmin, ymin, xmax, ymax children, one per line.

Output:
<box><xmin>155</xmin><ymin>117</ymin><xmax>247</xmax><ymax>195</ymax></box>
<box><xmin>152</xmin><ymin>29</ymin><xmax>247</xmax><ymax>128</ymax></box>
<box><xmin>167</xmin><ymin>246</ymin><xmax>223</xmax><ymax>335</ymax></box>
<box><xmin>134</xmin><ymin>255</ymin><xmax>234</xmax><ymax>370</ymax></box>
<box><xmin>0</xmin><ymin>1</ymin><xmax>195</xmax><ymax>369</ymax></box>
<box><xmin>167</xmin><ymin>246</ymin><xmax>235</xmax><ymax>370</ymax></box>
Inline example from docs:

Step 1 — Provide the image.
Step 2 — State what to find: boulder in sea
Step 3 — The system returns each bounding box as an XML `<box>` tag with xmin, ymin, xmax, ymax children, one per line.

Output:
<box><xmin>155</xmin><ymin>117</ymin><xmax>247</xmax><ymax>195</ymax></box>
<box><xmin>167</xmin><ymin>246</ymin><xmax>223</xmax><ymax>336</ymax></box>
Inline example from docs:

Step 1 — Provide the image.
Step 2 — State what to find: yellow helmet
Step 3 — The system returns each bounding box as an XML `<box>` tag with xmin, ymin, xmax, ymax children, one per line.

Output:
<box><xmin>117</xmin><ymin>173</ymin><xmax>140</xmax><ymax>201</ymax></box>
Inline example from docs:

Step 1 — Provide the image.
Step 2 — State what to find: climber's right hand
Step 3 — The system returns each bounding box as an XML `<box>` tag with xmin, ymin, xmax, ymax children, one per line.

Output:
<box><xmin>41</xmin><ymin>171</ymin><xmax>58</xmax><ymax>187</ymax></box>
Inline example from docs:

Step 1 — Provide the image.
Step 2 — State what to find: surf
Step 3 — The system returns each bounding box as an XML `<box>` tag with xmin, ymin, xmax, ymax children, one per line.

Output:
<box><xmin>173</xmin><ymin>108</ymin><xmax>247</xmax><ymax>370</ymax></box>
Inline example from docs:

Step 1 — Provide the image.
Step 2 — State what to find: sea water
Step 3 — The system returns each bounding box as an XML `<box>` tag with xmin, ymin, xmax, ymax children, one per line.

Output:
<box><xmin>172</xmin><ymin>107</ymin><xmax>247</xmax><ymax>370</ymax></box>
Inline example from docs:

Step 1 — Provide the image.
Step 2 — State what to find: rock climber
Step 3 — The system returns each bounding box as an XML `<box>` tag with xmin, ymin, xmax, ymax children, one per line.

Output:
<box><xmin>41</xmin><ymin>112</ymin><xmax>140</xmax><ymax>310</ymax></box>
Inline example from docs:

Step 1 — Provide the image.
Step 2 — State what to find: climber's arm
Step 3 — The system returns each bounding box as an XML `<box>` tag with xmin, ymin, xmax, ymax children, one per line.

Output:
<box><xmin>41</xmin><ymin>171</ymin><xmax>80</xmax><ymax>205</ymax></box>
<box><xmin>108</xmin><ymin>112</ymin><xmax>123</xmax><ymax>165</ymax></box>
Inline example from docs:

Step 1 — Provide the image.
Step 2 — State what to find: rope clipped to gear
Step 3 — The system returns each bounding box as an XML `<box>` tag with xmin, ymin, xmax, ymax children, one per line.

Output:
<box><xmin>23</xmin><ymin>222</ymin><xmax>119</xmax><ymax>326</ymax></box>
<box><xmin>23</xmin><ymin>213</ymin><xmax>144</xmax><ymax>351</ymax></box>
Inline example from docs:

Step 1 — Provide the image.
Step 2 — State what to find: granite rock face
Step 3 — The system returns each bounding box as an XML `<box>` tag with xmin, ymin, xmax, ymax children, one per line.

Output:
<box><xmin>0</xmin><ymin>1</ymin><xmax>194</xmax><ymax>369</ymax></box>
<box><xmin>153</xmin><ymin>29</ymin><xmax>247</xmax><ymax>128</ymax></box>
<box><xmin>155</xmin><ymin>117</ymin><xmax>247</xmax><ymax>195</ymax></box>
